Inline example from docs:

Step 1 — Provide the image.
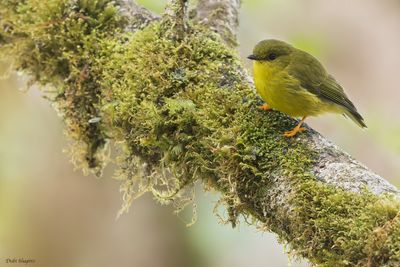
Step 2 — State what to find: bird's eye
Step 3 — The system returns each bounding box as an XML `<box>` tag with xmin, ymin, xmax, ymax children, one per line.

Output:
<box><xmin>268</xmin><ymin>53</ymin><xmax>277</xmax><ymax>61</ymax></box>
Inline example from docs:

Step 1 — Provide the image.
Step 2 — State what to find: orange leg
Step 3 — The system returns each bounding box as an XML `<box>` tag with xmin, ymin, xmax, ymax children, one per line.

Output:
<box><xmin>258</xmin><ymin>104</ymin><xmax>272</xmax><ymax>111</ymax></box>
<box><xmin>284</xmin><ymin>116</ymin><xmax>307</xmax><ymax>138</ymax></box>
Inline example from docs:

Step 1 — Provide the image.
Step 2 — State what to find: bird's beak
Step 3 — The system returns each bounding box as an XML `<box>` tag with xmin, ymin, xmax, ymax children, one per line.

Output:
<box><xmin>247</xmin><ymin>54</ymin><xmax>258</xmax><ymax>60</ymax></box>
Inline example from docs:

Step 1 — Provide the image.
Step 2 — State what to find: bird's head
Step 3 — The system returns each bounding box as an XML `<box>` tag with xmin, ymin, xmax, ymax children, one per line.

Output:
<box><xmin>248</xmin><ymin>39</ymin><xmax>293</xmax><ymax>67</ymax></box>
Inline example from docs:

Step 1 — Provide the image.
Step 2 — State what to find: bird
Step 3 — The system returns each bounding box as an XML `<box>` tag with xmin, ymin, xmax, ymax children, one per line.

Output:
<box><xmin>248</xmin><ymin>39</ymin><xmax>366</xmax><ymax>137</ymax></box>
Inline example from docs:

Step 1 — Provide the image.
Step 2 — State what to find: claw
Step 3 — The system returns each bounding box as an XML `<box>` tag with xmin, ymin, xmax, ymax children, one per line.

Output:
<box><xmin>283</xmin><ymin>116</ymin><xmax>307</xmax><ymax>138</ymax></box>
<box><xmin>284</xmin><ymin>127</ymin><xmax>306</xmax><ymax>137</ymax></box>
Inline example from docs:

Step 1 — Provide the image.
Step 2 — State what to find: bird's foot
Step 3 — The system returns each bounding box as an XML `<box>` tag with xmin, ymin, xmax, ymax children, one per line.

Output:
<box><xmin>258</xmin><ymin>104</ymin><xmax>271</xmax><ymax>111</ymax></box>
<box><xmin>283</xmin><ymin>127</ymin><xmax>306</xmax><ymax>138</ymax></box>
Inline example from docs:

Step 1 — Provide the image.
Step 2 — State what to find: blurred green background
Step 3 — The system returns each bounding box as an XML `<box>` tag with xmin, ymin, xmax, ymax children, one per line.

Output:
<box><xmin>1</xmin><ymin>0</ymin><xmax>400</xmax><ymax>266</ymax></box>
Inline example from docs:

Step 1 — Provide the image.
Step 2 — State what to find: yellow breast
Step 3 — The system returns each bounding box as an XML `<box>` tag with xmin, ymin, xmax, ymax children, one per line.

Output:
<box><xmin>252</xmin><ymin>61</ymin><xmax>341</xmax><ymax>117</ymax></box>
<box><xmin>253</xmin><ymin>61</ymin><xmax>277</xmax><ymax>103</ymax></box>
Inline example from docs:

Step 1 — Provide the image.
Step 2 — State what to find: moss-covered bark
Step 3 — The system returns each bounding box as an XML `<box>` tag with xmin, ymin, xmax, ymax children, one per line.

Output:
<box><xmin>1</xmin><ymin>1</ymin><xmax>400</xmax><ymax>266</ymax></box>
<box><xmin>0</xmin><ymin>0</ymin><xmax>128</xmax><ymax>175</ymax></box>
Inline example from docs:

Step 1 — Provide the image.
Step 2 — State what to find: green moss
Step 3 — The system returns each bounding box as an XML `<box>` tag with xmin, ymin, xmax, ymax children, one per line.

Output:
<box><xmin>2</xmin><ymin>1</ymin><xmax>400</xmax><ymax>265</ymax></box>
<box><xmin>0</xmin><ymin>0</ymin><xmax>125</xmax><ymax>175</ymax></box>
<box><xmin>98</xmin><ymin>22</ymin><xmax>251</xmax><ymax>214</ymax></box>
<box><xmin>289</xmin><ymin>182</ymin><xmax>400</xmax><ymax>266</ymax></box>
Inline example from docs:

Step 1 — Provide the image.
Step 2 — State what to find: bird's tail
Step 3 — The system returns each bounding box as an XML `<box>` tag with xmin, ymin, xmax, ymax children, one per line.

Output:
<box><xmin>344</xmin><ymin>109</ymin><xmax>367</xmax><ymax>128</ymax></box>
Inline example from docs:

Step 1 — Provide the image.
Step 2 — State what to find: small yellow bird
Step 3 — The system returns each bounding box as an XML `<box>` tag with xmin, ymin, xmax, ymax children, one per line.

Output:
<box><xmin>248</xmin><ymin>39</ymin><xmax>366</xmax><ymax>137</ymax></box>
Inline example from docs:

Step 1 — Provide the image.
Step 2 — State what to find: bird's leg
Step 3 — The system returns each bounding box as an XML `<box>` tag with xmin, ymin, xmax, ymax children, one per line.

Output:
<box><xmin>259</xmin><ymin>104</ymin><xmax>272</xmax><ymax>111</ymax></box>
<box><xmin>284</xmin><ymin>116</ymin><xmax>307</xmax><ymax>138</ymax></box>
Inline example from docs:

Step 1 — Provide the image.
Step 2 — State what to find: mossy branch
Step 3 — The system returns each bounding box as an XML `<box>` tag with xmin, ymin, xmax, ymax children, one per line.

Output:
<box><xmin>193</xmin><ymin>0</ymin><xmax>241</xmax><ymax>47</ymax></box>
<box><xmin>163</xmin><ymin>0</ymin><xmax>189</xmax><ymax>40</ymax></box>
<box><xmin>2</xmin><ymin>0</ymin><xmax>400</xmax><ymax>266</ymax></box>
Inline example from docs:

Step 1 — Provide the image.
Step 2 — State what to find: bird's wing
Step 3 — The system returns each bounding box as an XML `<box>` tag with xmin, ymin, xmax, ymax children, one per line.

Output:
<box><xmin>319</xmin><ymin>75</ymin><xmax>359</xmax><ymax>113</ymax></box>
<box><xmin>287</xmin><ymin>51</ymin><xmax>366</xmax><ymax>127</ymax></box>
<box><xmin>287</xmin><ymin>51</ymin><xmax>358</xmax><ymax>114</ymax></box>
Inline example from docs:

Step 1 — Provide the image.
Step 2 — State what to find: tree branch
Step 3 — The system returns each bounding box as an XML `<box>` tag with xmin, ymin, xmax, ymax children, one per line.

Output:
<box><xmin>193</xmin><ymin>0</ymin><xmax>241</xmax><ymax>47</ymax></box>
<box><xmin>118</xmin><ymin>0</ymin><xmax>160</xmax><ymax>31</ymax></box>
<box><xmin>2</xmin><ymin>0</ymin><xmax>400</xmax><ymax>266</ymax></box>
<box><xmin>310</xmin><ymin>133</ymin><xmax>399</xmax><ymax>195</ymax></box>
<box><xmin>163</xmin><ymin>0</ymin><xmax>189</xmax><ymax>40</ymax></box>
